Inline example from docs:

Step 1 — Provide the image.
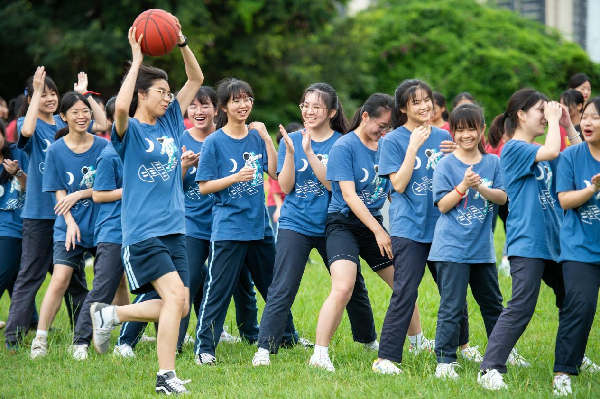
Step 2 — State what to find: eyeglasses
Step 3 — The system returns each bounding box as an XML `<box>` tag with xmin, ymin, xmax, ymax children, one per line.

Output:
<box><xmin>67</xmin><ymin>108</ymin><xmax>92</xmax><ymax>117</ymax></box>
<box><xmin>299</xmin><ymin>103</ymin><xmax>326</xmax><ymax>113</ymax></box>
<box><xmin>230</xmin><ymin>97</ymin><xmax>254</xmax><ymax>106</ymax></box>
<box><xmin>148</xmin><ymin>88</ymin><xmax>175</xmax><ymax>102</ymax></box>
<box><xmin>377</xmin><ymin>123</ymin><xmax>393</xmax><ymax>133</ymax></box>
<box><xmin>188</xmin><ymin>104</ymin><xmax>213</xmax><ymax>111</ymax></box>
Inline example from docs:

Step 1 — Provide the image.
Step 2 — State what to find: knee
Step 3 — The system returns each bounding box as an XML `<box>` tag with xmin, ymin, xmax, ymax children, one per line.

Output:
<box><xmin>164</xmin><ymin>289</ymin><xmax>186</xmax><ymax>310</ymax></box>
<box><xmin>181</xmin><ymin>305</ymin><xmax>190</xmax><ymax>319</ymax></box>
<box><xmin>331</xmin><ymin>284</ymin><xmax>354</xmax><ymax>304</ymax></box>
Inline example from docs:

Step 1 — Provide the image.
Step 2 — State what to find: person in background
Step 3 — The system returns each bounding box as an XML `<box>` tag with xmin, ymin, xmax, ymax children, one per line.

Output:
<box><xmin>431</xmin><ymin>92</ymin><xmax>449</xmax><ymax>132</ymax></box>
<box><xmin>568</xmin><ymin>73</ymin><xmax>592</xmax><ymax>103</ymax></box>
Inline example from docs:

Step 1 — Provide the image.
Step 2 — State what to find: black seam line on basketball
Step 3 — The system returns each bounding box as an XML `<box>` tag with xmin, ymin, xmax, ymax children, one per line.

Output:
<box><xmin>151</xmin><ymin>14</ymin><xmax>178</xmax><ymax>43</ymax></box>
<box><xmin>143</xmin><ymin>10</ymin><xmax>154</xmax><ymax>56</ymax></box>
<box><xmin>149</xmin><ymin>17</ymin><xmax>167</xmax><ymax>56</ymax></box>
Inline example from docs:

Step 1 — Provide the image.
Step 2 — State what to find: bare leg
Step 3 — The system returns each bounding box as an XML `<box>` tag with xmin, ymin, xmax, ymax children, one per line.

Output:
<box><xmin>112</xmin><ymin>273</ymin><xmax>131</xmax><ymax>306</ymax></box>
<box><xmin>37</xmin><ymin>264</ymin><xmax>74</xmax><ymax>331</ymax></box>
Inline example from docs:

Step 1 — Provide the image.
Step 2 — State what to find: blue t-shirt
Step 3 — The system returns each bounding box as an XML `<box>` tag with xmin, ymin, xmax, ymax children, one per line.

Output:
<box><xmin>0</xmin><ymin>144</ymin><xmax>29</xmax><ymax>238</ymax></box>
<box><xmin>43</xmin><ymin>136</ymin><xmax>108</xmax><ymax>248</ymax></box>
<box><xmin>93</xmin><ymin>145</ymin><xmax>123</xmax><ymax>246</ymax></box>
<box><xmin>196</xmin><ymin>128</ymin><xmax>273</xmax><ymax>241</ymax></box>
<box><xmin>501</xmin><ymin>139</ymin><xmax>562</xmax><ymax>261</ymax></box>
<box><xmin>378</xmin><ymin>126</ymin><xmax>453</xmax><ymax>242</ymax></box>
<box><xmin>277</xmin><ymin>130</ymin><xmax>341</xmax><ymax>237</ymax></box>
<box><xmin>327</xmin><ymin>131</ymin><xmax>390</xmax><ymax>216</ymax></box>
<box><xmin>181</xmin><ymin>130</ymin><xmax>212</xmax><ymax>241</ymax></box>
<box><xmin>557</xmin><ymin>143</ymin><xmax>600</xmax><ymax>264</ymax></box>
<box><xmin>17</xmin><ymin>115</ymin><xmax>94</xmax><ymax>219</ymax></box>
<box><xmin>112</xmin><ymin>100</ymin><xmax>186</xmax><ymax>247</ymax></box>
<box><xmin>429</xmin><ymin>153</ymin><xmax>504</xmax><ymax>263</ymax></box>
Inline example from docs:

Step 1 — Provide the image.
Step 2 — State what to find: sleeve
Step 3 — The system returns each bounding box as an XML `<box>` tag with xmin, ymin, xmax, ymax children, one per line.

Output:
<box><xmin>93</xmin><ymin>156</ymin><xmax>118</xmax><ymax>192</ymax></box>
<box><xmin>16</xmin><ymin>117</ymin><xmax>32</xmax><ymax>152</ymax></box>
<box><xmin>276</xmin><ymin>137</ymin><xmax>287</xmax><ymax>174</ymax></box>
<box><xmin>378</xmin><ymin>134</ymin><xmax>404</xmax><ymax>177</ymax></box>
<box><xmin>18</xmin><ymin>148</ymin><xmax>29</xmax><ymax>174</ymax></box>
<box><xmin>259</xmin><ymin>132</ymin><xmax>269</xmax><ymax>172</ymax></box>
<box><xmin>491</xmin><ymin>155</ymin><xmax>504</xmax><ymax>190</ymax></box>
<box><xmin>42</xmin><ymin>147</ymin><xmax>63</xmax><ymax>192</ymax></box>
<box><xmin>326</xmin><ymin>142</ymin><xmax>354</xmax><ymax>182</ymax></box>
<box><xmin>110</xmin><ymin>119</ymin><xmax>132</xmax><ymax>160</ymax></box>
<box><xmin>556</xmin><ymin>150</ymin><xmax>575</xmax><ymax>193</ymax></box>
<box><xmin>501</xmin><ymin>140</ymin><xmax>540</xmax><ymax>180</ymax></box>
<box><xmin>196</xmin><ymin>139</ymin><xmax>219</xmax><ymax>182</ymax></box>
<box><xmin>165</xmin><ymin>99</ymin><xmax>184</xmax><ymax>138</ymax></box>
<box><xmin>432</xmin><ymin>158</ymin><xmax>455</xmax><ymax>205</ymax></box>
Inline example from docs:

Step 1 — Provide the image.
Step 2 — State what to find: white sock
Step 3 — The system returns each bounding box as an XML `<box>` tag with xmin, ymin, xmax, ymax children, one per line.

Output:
<box><xmin>36</xmin><ymin>329</ymin><xmax>48</xmax><ymax>338</ymax></box>
<box><xmin>112</xmin><ymin>306</ymin><xmax>121</xmax><ymax>324</ymax></box>
<box><xmin>158</xmin><ymin>369</ymin><xmax>175</xmax><ymax>376</ymax></box>
<box><xmin>408</xmin><ymin>332</ymin><xmax>423</xmax><ymax>346</ymax></box>
<box><xmin>314</xmin><ymin>345</ymin><xmax>328</xmax><ymax>356</ymax></box>
<box><xmin>257</xmin><ymin>347</ymin><xmax>269</xmax><ymax>355</ymax></box>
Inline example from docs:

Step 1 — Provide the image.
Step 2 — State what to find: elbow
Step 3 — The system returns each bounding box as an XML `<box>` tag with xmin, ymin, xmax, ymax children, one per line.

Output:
<box><xmin>437</xmin><ymin>204</ymin><xmax>451</xmax><ymax>214</ymax></box>
<box><xmin>198</xmin><ymin>182</ymin><xmax>210</xmax><ymax>195</ymax></box>
<box><xmin>92</xmin><ymin>191</ymin><xmax>102</xmax><ymax>203</ymax></box>
<box><xmin>393</xmin><ymin>183</ymin><xmax>406</xmax><ymax>194</ymax></box>
<box><xmin>114</xmin><ymin>104</ymin><xmax>130</xmax><ymax>118</ymax></box>
<box><xmin>20</xmin><ymin>128</ymin><xmax>33</xmax><ymax>138</ymax></box>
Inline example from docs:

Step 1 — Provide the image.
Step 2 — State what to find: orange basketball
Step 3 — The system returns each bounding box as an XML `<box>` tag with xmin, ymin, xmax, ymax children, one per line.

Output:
<box><xmin>132</xmin><ymin>9</ymin><xmax>180</xmax><ymax>57</ymax></box>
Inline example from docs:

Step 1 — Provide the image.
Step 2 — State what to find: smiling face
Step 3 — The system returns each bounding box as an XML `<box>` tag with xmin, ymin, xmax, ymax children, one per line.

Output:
<box><xmin>361</xmin><ymin>109</ymin><xmax>392</xmax><ymax>142</ymax></box>
<box><xmin>518</xmin><ymin>100</ymin><xmax>547</xmax><ymax>138</ymax></box>
<box><xmin>35</xmin><ymin>86</ymin><xmax>58</xmax><ymax>115</ymax></box>
<box><xmin>575</xmin><ymin>81</ymin><xmax>592</xmax><ymax>102</ymax></box>
<box><xmin>301</xmin><ymin>91</ymin><xmax>335</xmax><ymax>130</ymax></box>
<box><xmin>188</xmin><ymin>98</ymin><xmax>217</xmax><ymax>130</ymax></box>
<box><xmin>223</xmin><ymin>91</ymin><xmax>253</xmax><ymax>124</ymax></box>
<box><xmin>402</xmin><ymin>88</ymin><xmax>433</xmax><ymax>125</ymax></box>
<box><xmin>580</xmin><ymin>102</ymin><xmax>600</xmax><ymax>144</ymax></box>
<box><xmin>454</xmin><ymin>124</ymin><xmax>483</xmax><ymax>152</ymax></box>
<box><xmin>62</xmin><ymin>100</ymin><xmax>91</xmax><ymax>134</ymax></box>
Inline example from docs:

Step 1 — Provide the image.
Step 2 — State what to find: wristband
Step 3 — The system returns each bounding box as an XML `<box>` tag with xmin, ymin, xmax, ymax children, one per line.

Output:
<box><xmin>568</xmin><ymin>133</ymin><xmax>580</xmax><ymax>141</ymax></box>
<box><xmin>455</xmin><ymin>186</ymin><xmax>466</xmax><ymax>197</ymax></box>
<box><xmin>83</xmin><ymin>91</ymin><xmax>101</xmax><ymax>98</ymax></box>
<box><xmin>178</xmin><ymin>36</ymin><xmax>188</xmax><ymax>47</ymax></box>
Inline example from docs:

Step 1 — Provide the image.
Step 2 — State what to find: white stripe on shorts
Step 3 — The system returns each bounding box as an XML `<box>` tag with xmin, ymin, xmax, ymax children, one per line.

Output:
<box><xmin>123</xmin><ymin>246</ymin><xmax>139</xmax><ymax>290</ymax></box>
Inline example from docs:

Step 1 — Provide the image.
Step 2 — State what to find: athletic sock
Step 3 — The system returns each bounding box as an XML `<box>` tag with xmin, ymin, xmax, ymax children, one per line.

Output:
<box><xmin>314</xmin><ymin>345</ymin><xmax>328</xmax><ymax>356</ymax></box>
<box><xmin>36</xmin><ymin>330</ymin><xmax>48</xmax><ymax>338</ymax></box>
<box><xmin>408</xmin><ymin>332</ymin><xmax>423</xmax><ymax>347</ymax></box>
<box><xmin>112</xmin><ymin>306</ymin><xmax>121</xmax><ymax>324</ymax></box>
<box><xmin>158</xmin><ymin>369</ymin><xmax>175</xmax><ymax>376</ymax></box>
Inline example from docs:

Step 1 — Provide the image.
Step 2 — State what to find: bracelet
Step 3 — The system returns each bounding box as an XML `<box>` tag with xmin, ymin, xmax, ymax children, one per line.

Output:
<box><xmin>83</xmin><ymin>91</ymin><xmax>101</xmax><ymax>98</ymax></box>
<box><xmin>178</xmin><ymin>36</ymin><xmax>188</xmax><ymax>47</ymax></box>
<box><xmin>568</xmin><ymin>133</ymin><xmax>580</xmax><ymax>141</ymax></box>
<box><xmin>455</xmin><ymin>186</ymin><xmax>466</xmax><ymax>196</ymax></box>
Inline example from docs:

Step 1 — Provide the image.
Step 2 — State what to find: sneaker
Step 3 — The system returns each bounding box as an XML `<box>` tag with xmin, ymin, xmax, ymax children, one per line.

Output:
<box><xmin>478</xmin><ymin>369</ymin><xmax>507</xmax><ymax>391</ymax></box>
<box><xmin>184</xmin><ymin>334</ymin><xmax>195</xmax><ymax>345</ymax></box>
<box><xmin>435</xmin><ymin>362</ymin><xmax>460</xmax><ymax>380</ymax></box>
<box><xmin>90</xmin><ymin>302</ymin><xmax>118</xmax><ymax>354</ymax></box>
<box><xmin>460</xmin><ymin>346</ymin><xmax>483</xmax><ymax>363</ymax></box>
<box><xmin>220</xmin><ymin>328</ymin><xmax>241</xmax><ymax>344</ymax></box>
<box><xmin>30</xmin><ymin>335</ymin><xmax>48</xmax><ymax>359</ymax></box>
<box><xmin>363</xmin><ymin>340</ymin><xmax>379</xmax><ymax>351</ymax></box>
<box><xmin>499</xmin><ymin>257</ymin><xmax>511</xmax><ymax>277</ymax></box>
<box><xmin>580</xmin><ymin>356</ymin><xmax>600</xmax><ymax>373</ymax></box>
<box><xmin>0</xmin><ymin>320</ymin><xmax>5</xmax><ymax>330</ymax></box>
<box><xmin>113</xmin><ymin>344</ymin><xmax>135</xmax><ymax>358</ymax></box>
<box><xmin>70</xmin><ymin>344</ymin><xmax>89</xmax><ymax>361</ymax></box>
<box><xmin>507</xmin><ymin>347</ymin><xmax>530</xmax><ymax>367</ymax></box>
<box><xmin>553</xmin><ymin>374</ymin><xmax>572</xmax><ymax>396</ymax></box>
<box><xmin>409</xmin><ymin>337</ymin><xmax>435</xmax><ymax>355</ymax></box>
<box><xmin>195</xmin><ymin>353</ymin><xmax>216</xmax><ymax>366</ymax></box>
<box><xmin>140</xmin><ymin>334</ymin><xmax>157</xmax><ymax>343</ymax></box>
<box><xmin>372</xmin><ymin>359</ymin><xmax>401</xmax><ymax>374</ymax></box>
<box><xmin>297</xmin><ymin>337</ymin><xmax>314</xmax><ymax>348</ymax></box>
<box><xmin>252</xmin><ymin>349</ymin><xmax>270</xmax><ymax>366</ymax></box>
<box><xmin>309</xmin><ymin>353</ymin><xmax>335</xmax><ymax>372</ymax></box>
<box><xmin>155</xmin><ymin>371</ymin><xmax>190</xmax><ymax>395</ymax></box>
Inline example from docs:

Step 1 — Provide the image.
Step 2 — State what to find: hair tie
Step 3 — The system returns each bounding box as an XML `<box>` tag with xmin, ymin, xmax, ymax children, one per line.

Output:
<box><xmin>24</xmin><ymin>87</ymin><xmax>28</xmax><ymax>96</ymax></box>
<box><xmin>503</xmin><ymin>111</ymin><xmax>509</xmax><ymax>119</ymax></box>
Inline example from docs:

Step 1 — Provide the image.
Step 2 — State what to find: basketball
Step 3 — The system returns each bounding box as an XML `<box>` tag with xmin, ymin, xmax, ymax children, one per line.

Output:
<box><xmin>132</xmin><ymin>9</ymin><xmax>180</xmax><ymax>57</ymax></box>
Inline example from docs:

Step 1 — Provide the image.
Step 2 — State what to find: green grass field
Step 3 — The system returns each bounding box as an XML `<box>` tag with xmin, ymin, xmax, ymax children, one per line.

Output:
<box><xmin>1</xmin><ymin>225</ymin><xmax>599</xmax><ymax>398</ymax></box>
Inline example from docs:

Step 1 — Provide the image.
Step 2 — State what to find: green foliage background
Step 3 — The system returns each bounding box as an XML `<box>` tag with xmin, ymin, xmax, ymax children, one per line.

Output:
<box><xmin>1</xmin><ymin>0</ymin><xmax>599</xmax><ymax>127</ymax></box>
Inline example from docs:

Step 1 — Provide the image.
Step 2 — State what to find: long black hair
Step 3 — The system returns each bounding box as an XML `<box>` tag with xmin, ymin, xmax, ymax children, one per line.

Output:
<box><xmin>433</xmin><ymin>92</ymin><xmax>449</xmax><ymax>121</ymax></box>
<box><xmin>0</xmin><ymin>122</ymin><xmax>14</xmax><ymax>184</ymax></box>
<box><xmin>449</xmin><ymin>103</ymin><xmax>487</xmax><ymax>154</ymax></box>
<box><xmin>568</xmin><ymin>73</ymin><xmax>591</xmax><ymax>89</ymax></box>
<box><xmin>581</xmin><ymin>96</ymin><xmax>600</xmax><ymax>119</ymax></box>
<box><xmin>300</xmin><ymin>83</ymin><xmax>349</xmax><ymax>134</ymax></box>
<box><xmin>17</xmin><ymin>74</ymin><xmax>59</xmax><ymax>118</ymax></box>
<box><xmin>559</xmin><ymin>90</ymin><xmax>584</xmax><ymax>113</ymax></box>
<box><xmin>126</xmin><ymin>63</ymin><xmax>169</xmax><ymax>117</ymax></box>
<box><xmin>391</xmin><ymin>79</ymin><xmax>433</xmax><ymax>129</ymax></box>
<box><xmin>214</xmin><ymin>78</ymin><xmax>254</xmax><ymax>130</ymax></box>
<box><xmin>452</xmin><ymin>92</ymin><xmax>475</xmax><ymax>109</ymax></box>
<box><xmin>348</xmin><ymin>93</ymin><xmax>394</xmax><ymax>132</ymax></box>
<box><xmin>54</xmin><ymin>92</ymin><xmax>92</xmax><ymax>140</ymax></box>
<box><xmin>488</xmin><ymin>89</ymin><xmax>548</xmax><ymax>148</ymax></box>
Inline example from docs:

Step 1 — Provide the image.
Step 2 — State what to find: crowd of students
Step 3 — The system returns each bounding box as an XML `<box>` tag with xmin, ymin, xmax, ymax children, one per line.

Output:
<box><xmin>0</xmin><ymin>19</ymin><xmax>598</xmax><ymax>397</ymax></box>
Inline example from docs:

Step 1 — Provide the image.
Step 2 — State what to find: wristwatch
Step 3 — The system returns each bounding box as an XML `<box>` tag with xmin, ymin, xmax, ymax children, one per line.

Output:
<box><xmin>178</xmin><ymin>36</ymin><xmax>188</xmax><ymax>47</ymax></box>
<box><xmin>15</xmin><ymin>169</ymin><xmax>23</xmax><ymax>177</ymax></box>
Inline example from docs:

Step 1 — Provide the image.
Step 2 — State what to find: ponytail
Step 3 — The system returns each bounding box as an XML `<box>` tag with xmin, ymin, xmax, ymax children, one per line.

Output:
<box><xmin>300</xmin><ymin>83</ymin><xmax>349</xmax><ymax>134</ymax></box>
<box><xmin>54</xmin><ymin>127</ymin><xmax>69</xmax><ymax>141</ymax></box>
<box><xmin>348</xmin><ymin>93</ymin><xmax>394</xmax><ymax>132</ymax></box>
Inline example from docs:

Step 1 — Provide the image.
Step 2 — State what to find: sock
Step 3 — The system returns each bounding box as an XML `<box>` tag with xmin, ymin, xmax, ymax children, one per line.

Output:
<box><xmin>112</xmin><ymin>306</ymin><xmax>121</xmax><ymax>324</ymax></box>
<box><xmin>314</xmin><ymin>345</ymin><xmax>328</xmax><ymax>356</ymax></box>
<box><xmin>36</xmin><ymin>329</ymin><xmax>48</xmax><ymax>338</ymax></box>
<box><xmin>257</xmin><ymin>347</ymin><xmax>269</xmax><ymax>355</ymax></box>
<box><xmin>158</xmin><ymin>369</ymin><xmax>175</xmax><ymax>376</ymax></box>
<box><xmin>408</xmin><ymin>332</ymin><xmax>423</xmax><ymax>346</ymax></box>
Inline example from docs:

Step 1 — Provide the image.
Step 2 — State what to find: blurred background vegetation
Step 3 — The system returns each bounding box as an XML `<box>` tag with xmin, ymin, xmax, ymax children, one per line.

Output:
<box><xmin>1</xmin><ymin>0</ymin><xmax>598</xmax><ymax>128</ymax></box>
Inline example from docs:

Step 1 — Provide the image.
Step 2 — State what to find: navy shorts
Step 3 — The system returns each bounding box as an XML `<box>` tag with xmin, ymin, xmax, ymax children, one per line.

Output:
<box><xmin>325</xmin><ymin>212</ymin><xmax>393</xmax><ymax>272</ymax></box>
<box><xmin>122</xmin><ymin>234</ymin><xmax>189</xmax><ymax>295</ymax></box>
<box><xmin>53</xmin><ymin>242</ymin><xmax>94</xmax><ymax>270</ymax></box>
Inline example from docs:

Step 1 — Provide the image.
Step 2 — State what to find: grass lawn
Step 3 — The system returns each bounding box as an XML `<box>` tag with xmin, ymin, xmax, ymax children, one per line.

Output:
<box><xmin>1</xmin><ymin>224</ymin><xmax>599</xmax><ymax>398</ymax></box>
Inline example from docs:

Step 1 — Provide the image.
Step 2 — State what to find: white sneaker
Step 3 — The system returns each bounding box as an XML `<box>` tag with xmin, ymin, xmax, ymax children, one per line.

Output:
<box><xmin>297</xmin><ymin>337</ymin><xmax>314</xmax><ymax>348</ymax></box>
<box><xmin>90</xmin><ymin>302</ymin><xmax>119</xmax><ymax>354</ymax></box>
<box><xmin>70</xmin><ymin>344</ymin><xmax>89</xmax><ymax>361</ymax></box>
<box><xmin>363</xmin><ymin>340</ymin><xmax>379</xmax><ymax>351</ymax></box>
<box><xmin>580</xmin><ymin>355</ymin><xmax>600</xmax><ymax>373</ymax></box>
<box><xmin>553</xmin><ymin>374</ymin><xmax>572</xmax><ymax>396</ymax></box>
<box><xmin>460</xmin><ymin>346</ymin><xmax>483</xmax><ymax>363</ymax></box>
<box><xmin>252</xmin><ymin>349</ymin><xmax>270</xmax><ymax>366</ymax></box>
<box><xmin>499</xmin><ymin>257</ymin><xmax>511</xmax><ymax>277</ymax></box>
<box><xmin>478</xmin><ymin>369</ymin><xmax>507</xmax><ymax>390</ymax></box>
<box><xmin>372</xmin><ymin>359</ymin><xmax>401</xmax><ymax>374</ymax></box>
<box><xmin>184</xmin><ymin>334</ymin><xmax>195</xmax><ymax>345</ymax></box>
<box><xmin>220</xmin><ymin>328</ymin><xmax>241</xmax><ymax>344</ymax></box>
<box><xmin>507</xmin><ymin>347</ymin><xmax>530</xmax><ymax>367</ymax></box>
<box><xmin>113</xmin><ymin>344</ymin><xmax>135</xmax><ymax>358</ymax></box>
<box><xmin>195</xmin><ymin>353</ymin><xmax>216</xmax><ymax>366</ymax></box>
<box><xmin>309</xmin><ymin>353</ymin><xmax>335</xmax><ymax>372</ymax></box>
<box><xmin>140</xmin><ymin>334</ymin><xmax>156</xmax><ymax>343</ymax></box>
<box><xmin>30</xmin><ymin>335</ymin><xmax>48</xmax><ymax>359</ymax></box>
<box><xmin>435</xmin><ymin>362</ymin><xmax>460</xmax><ymax>380</ymax></box>
<box><xmin>409</xmin><ymin>337</ymin><xmax>435</xmax><ymax>355</ymax></box>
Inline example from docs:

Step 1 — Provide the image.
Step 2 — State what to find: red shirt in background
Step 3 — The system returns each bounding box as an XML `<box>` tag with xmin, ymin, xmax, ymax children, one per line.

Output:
<box><xmin>267</xmin><ymin>177</ymin><xmax>285</xmax><ymax>207</ymax></box>
<box><xmin>6</xmin><ymin>120</ymin><xmax>17</xmax><ymax>142</ymax></box>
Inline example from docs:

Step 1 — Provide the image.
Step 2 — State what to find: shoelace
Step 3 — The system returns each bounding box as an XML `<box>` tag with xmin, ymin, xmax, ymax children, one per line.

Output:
<box><xmin>166</xmin><ymin>377</ymin><xmax>189</xmax><ymax>393</ymax></box>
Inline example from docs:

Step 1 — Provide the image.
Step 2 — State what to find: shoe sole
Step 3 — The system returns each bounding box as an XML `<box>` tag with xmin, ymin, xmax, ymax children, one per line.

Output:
<box><xmin>90</xmin><ymin>302</ymin><xmax>106</xmax><ymax>355</ymax></box>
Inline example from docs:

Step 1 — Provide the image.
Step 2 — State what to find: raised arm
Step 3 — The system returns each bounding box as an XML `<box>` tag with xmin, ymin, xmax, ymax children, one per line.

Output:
<box><xmin>536</xmin><ymin>101</ymin><xmax>562</xmax><ymax>162</ymax></box>
<box><xmin>249</xmin><ymin>122</ymin><xmax>277</xmax><ymax>180</ymax></box>
<box><xmin>303</xmin><ymin>129</ymin><xmax>331</xmax><ymax>191</ymax></box>
<box><xmin>20</xmin><ymin>67</ymin><xmax>46</xmax><ymax>138</ymax></box>
<box><xmin>114</xmin><ymin>27</ymin><xmax>144</xmax><ymax>139</ymax></box>
<box><xmin>172</xmin><ymin>18</ymin><xmax>204</xmax><ymax>112</ymax></box>
<box><xmin>277</xmin><ymin>125</ymin><xmax>296</xmax><ymax>194</ymax></box>
<box><xmin>73</xmin><ymin>72</ymin><xmax>108</xmax><ymax>132</ymax></box>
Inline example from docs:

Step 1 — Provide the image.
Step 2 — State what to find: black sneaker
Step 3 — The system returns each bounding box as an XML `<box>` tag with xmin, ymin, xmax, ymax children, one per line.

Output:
<box><xmin>156</xmin><ymin>371</ymin><xmax>190</xmax><ymax>395</ymax></box>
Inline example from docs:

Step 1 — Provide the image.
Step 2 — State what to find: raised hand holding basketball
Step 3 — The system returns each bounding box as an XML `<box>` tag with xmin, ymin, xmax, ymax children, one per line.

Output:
<box><xmin>128</xmin><ymin>26</ymin><xmax>144</xmax><ymax>64</ymax></box>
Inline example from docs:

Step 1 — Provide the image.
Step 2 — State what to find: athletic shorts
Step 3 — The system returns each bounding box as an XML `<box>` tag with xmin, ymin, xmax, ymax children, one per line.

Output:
<box><xmin>122</xmin><ymin>234</ymin><xmax>189</xmax><ymax>295</ymax></box>
<box><xmin>325</xmin><ymin>212</ymin><xmax>393</xmax><ymax>272</ymax></box>
<box><xmin>53</xmin><ymin>241</ymin><xmax>93</xmax><ymax>270</ymax></box>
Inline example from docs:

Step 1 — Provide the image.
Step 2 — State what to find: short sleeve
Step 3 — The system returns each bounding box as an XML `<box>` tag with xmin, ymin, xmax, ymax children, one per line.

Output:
<box><xmin>16</xmin><ymin>117</ymin><xmax>32</xmax><ymax>152</ymax></box>
<box><xmin>326</xmin><ymin>142</ymin><xmax>354</xmax><ymax>182</ymax></box>
<box><xmin>501</xmin><ymin>141</ymin><xmax>540</xmax><ymax>180</ymax></box>
<box><xmin>164</xmin><ymin>99</ymin><xmax>184</xmax><ymax>138</ymax></box>
<box><xmin>17</xmin><ymin>147</ymin><xmax>29</xmax><ymax>174</ymax></box>
<box><xmin>556</xmin><ymin>151</ymin><xmax>576</xmax><ymax>193</ymax></box>
<box><xmin>196</xmin><ymin>138</ymin><xmax>219</xmax><ymax>182</ymax></box>
<box><xmin>93</xmin><ymin>156</ymin><xmax>118</xmax><ymax>192</ymax></box>
<box><xmin>276</xmin><ymin>137</ymin><xmax>287</xmax><ymax>174</ymax></box>
<box><xmin>491</xmin><ymin>155</ymin><xmax>504</xmax><ymax>190</ymax></box>
<box><xmin>432</xmin><ymin>158</ymin><xmax>455</xmax><ymax>205</ymax></box>
<box><xmin>378</xmin><ymin>134</ymin><xmax>405</xmax><ymax>177</ymax></box>
<box><xmin>111</xmin><ymin>120</ymin><xmax>132</xmax><ymax>159</ymax></box>
<box><xmin>42</xmin><ymin>147</ymin><xmax>62</xmax><ymax>192</ymax></box>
